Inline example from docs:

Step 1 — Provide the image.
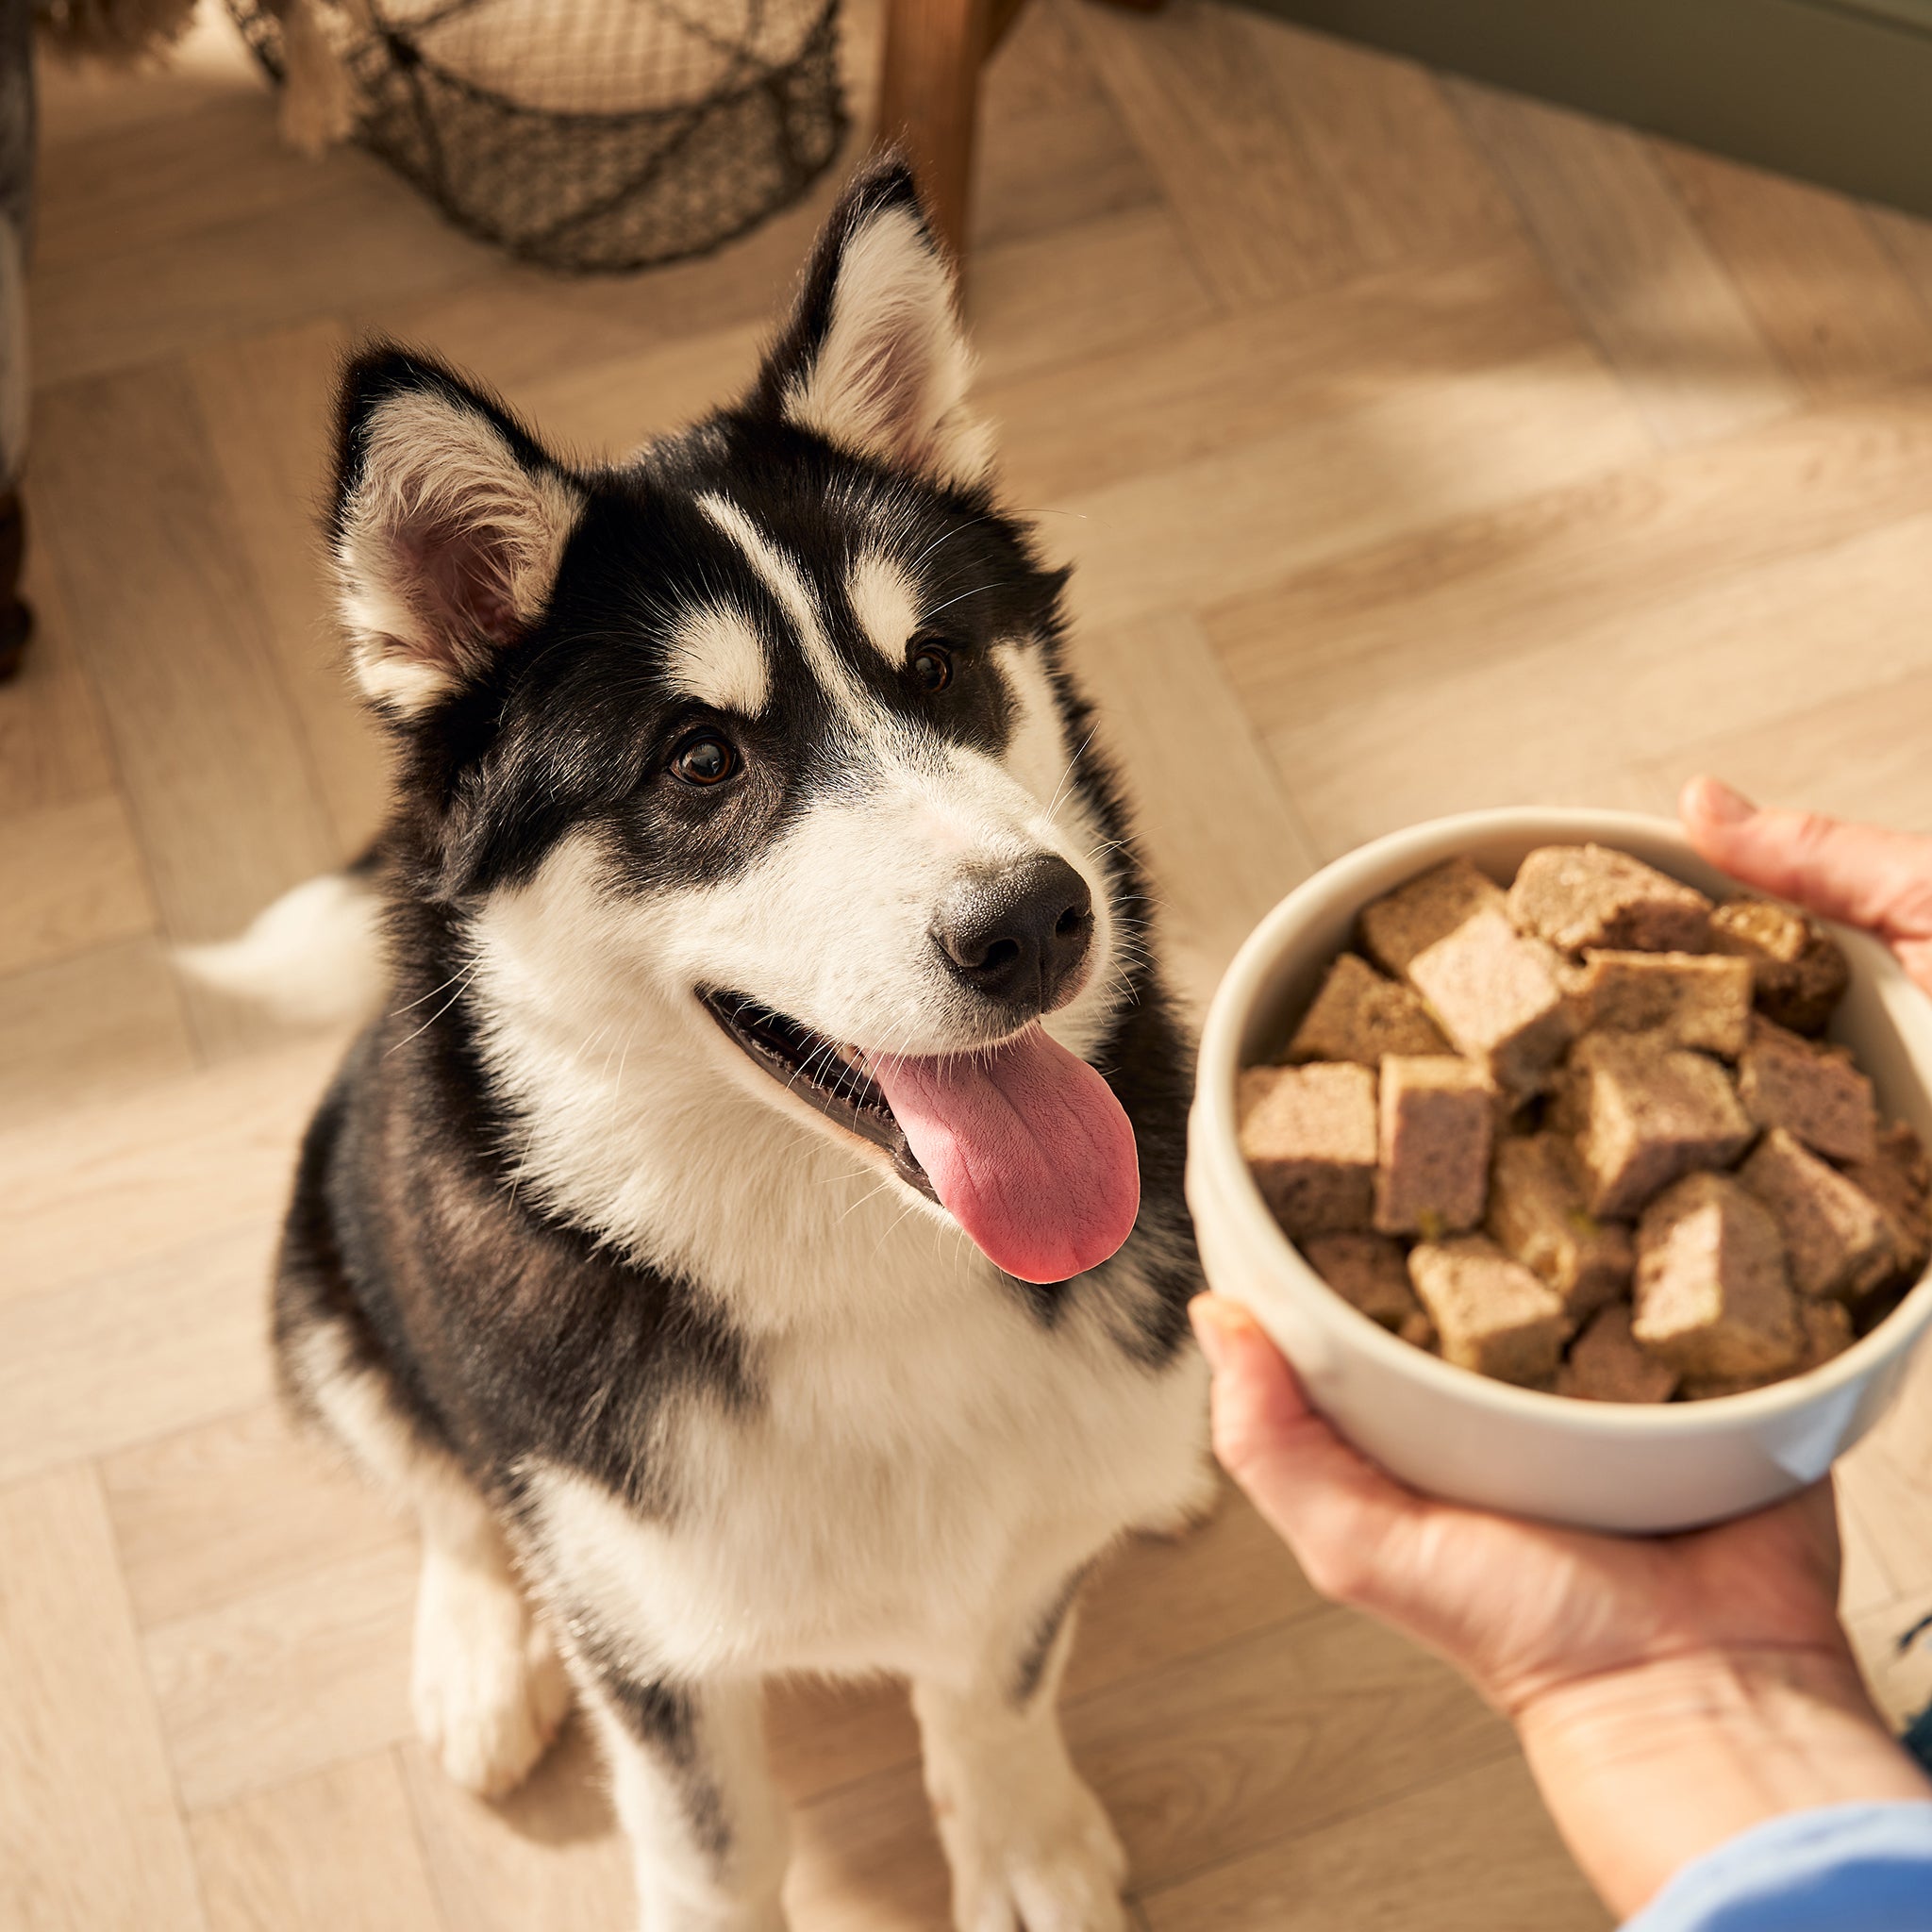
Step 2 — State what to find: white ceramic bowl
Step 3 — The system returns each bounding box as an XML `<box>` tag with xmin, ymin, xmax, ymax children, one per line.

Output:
<box><xmin>1187</xmin><ymin>808</ymin><xmax>1932</xmax><ymax>1533</ymax></box>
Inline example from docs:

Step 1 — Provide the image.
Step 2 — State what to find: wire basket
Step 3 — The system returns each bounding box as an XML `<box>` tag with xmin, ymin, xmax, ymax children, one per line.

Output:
<box><xmin>225</xmin><ymin>0</ymin><xmax>848</xmax><ymax>274</ymax></box>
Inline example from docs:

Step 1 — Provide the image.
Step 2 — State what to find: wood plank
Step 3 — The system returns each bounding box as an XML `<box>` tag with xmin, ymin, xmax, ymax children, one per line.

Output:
<box><xmin>0</xmin><ymin>1464</ymin><xmax>206</xmax><ymax>1932</ymax></box>
<box><xmin>146</xmin><ymin>1540</ymin><xmax>419</xmax><ymax>1813</ymax></box>
<box><xmin>1065</xmin><ymin>614</ymin><xmax>1319</xmax><ymax>1009</ymax></box>
<box><xmin>1141</xmin><ymin>1751</ymin><xmax>1607</xmax><ymax>1931</ymax></box>
<box><xmin>399</xmin><ymin>1724</ymin><xmax>634</xmax><ymax>1932</ymax></box>
<box><xmin>1255</xmin><ymin>509</ymin><xmax>1932</xmax><ymax>860</ymax></box>
<box><xmin>102</xmin><ymin>1401</ymin><xmax>410</xmax><ymax>1632</ymax></box>
<box><xmin>0</xmin><ymin>539</ymin><xmax>115</xmax><ymax>815</ymax></box>
<box><xmin>1072</xmin><ymin>0</ymin><xmax>1360</xmax><ymax>307</ymax></box>
<box><xmin>988</xmin><ymin>241</ymin><xmax>1591</xmax><ymax>512</ymax></box>
<box><xmin>0</xmin><ymin>1223</ymin><xmax>276</xmax><ymax>1487</ymax></box>
<box><xmin>0</xmin><ymin>791</ymin><xmax>157</xmax><ymax>976</ymax></box>
<box><xmin>786</xmin><ymin>1607</ymin><xmax>1512</xmax><ymax>1924</ymax></box>
<box><xmin>192</xmin><ymin>1753</ymin><xmax>446</xmax><ymax>1932</ymax></box>
<box><xmin>1205</xmin><ymin>380</ymin><xmax>1932</xmax><ymax>737</ymax></box>
<box><xmin>1448</xmin><ymin>80</ymin><xmax>1796</xmax><ymax>447</ymax></box>
<box><xmin>185</xmin><ymin>321</ymin><xmax>387</xmax><ymax>858</ymax></box>
<box><xmin>1655</xmin><ymin>141</ymin><xmax>1932</xmax><ymax>397</ymax></box>
<box><xmin>30</xmin><ymin>363</ymin><xmax>339</xmax><ymax>1057</ymax></box>
<box><xmin>1053</xmin><ymin>338</ymin><xmax>1646</xmax><ymax>631</ymax></box>
<box><xmin>0</xmin><ymin>1034</ymin><xmax>341</xmax><ymax>1304</ymax></box>
<box><xmin>0</xmin><ymin>937</ymin><xmax>194</xmax><ymax>1129</ymax></box>
<box><xmin>1846</xmin><ymin>1584</ymin><xmax>1932</xmax><ymax>1735</ymax></box>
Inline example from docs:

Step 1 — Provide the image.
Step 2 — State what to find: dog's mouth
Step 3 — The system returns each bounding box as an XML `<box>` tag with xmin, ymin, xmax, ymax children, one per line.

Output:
<box><xmin>697</xmin><ymin>987</ymin><xmax>1142</xmax><ymax>1285</ymax></box>
<box><xmin>700</xmin><ymin>989</ymin><xmax>938</xmax><ymax>1205</ymax></box>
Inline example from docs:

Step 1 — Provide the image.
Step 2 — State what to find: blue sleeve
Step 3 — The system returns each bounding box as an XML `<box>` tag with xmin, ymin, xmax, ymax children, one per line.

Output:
<box><xmin>1624</xmin><ymin>1802</ymin><xmax>1932</xmax><ymax>1931</ymax></box>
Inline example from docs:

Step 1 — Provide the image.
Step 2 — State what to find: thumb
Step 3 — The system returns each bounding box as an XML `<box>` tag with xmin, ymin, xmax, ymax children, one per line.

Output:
<box><xmin>1679</xmin><ymin>774</ymin><xmax>1932</xmax><ymax>941</ymax></box>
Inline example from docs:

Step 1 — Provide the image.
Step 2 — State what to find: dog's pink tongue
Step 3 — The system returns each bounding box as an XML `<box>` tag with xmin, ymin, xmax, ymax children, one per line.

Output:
<box><xmin>868</xmin><ymin>1028</ymin><xmax>1139</xmax><ymax>1284</ymax></box>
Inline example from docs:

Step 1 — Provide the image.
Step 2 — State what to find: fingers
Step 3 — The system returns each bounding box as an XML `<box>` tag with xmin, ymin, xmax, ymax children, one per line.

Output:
<box><xmin>1189</xmin><ymin>1294</ymin><xmax>1419</xmax><ymax>1604</ymax></box>
<box><xmin>1680</xmin><ymin>774</ymin><xmax>1932</xmax><ymax>940</ymax></box>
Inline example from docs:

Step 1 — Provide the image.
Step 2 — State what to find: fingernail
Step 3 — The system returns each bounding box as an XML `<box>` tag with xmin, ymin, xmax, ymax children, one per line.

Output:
<box><xmin>1189</xmin><ymin>1296</ymin><xmax>1228</xmax><ymax>1374</ymax></box>
<box><xmin>1698</xmin><ymin>776</ymin><xmax>1756</xmax><ymax>824</ymax></box>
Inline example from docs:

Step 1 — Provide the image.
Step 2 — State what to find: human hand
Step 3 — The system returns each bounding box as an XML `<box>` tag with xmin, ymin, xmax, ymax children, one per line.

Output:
<box><xmin>1681</xmin><ymin>774</ymin><xmax>1932</xmax><ymax>997</ymax></box>
<box><xmin>1190</xmin><ymin>1294</ymin><xmax>1931</xmax><ymax>1913</ymax></box>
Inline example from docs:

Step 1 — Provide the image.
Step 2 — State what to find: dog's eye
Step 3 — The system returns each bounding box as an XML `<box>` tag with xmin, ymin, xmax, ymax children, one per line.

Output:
<box><xmin>909</xmin><ymin>639</ymin><xmax>954</xmax><ymax>693</ymax></box>
<box><xmin>670</xmin><ymin>732</ymin><xmax>737</xmax><ymax>787</ymax></box>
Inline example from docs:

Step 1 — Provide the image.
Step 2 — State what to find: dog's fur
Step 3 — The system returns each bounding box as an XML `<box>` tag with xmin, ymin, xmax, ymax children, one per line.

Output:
<box><xmin>213</xmin><ymin>162</ymin><xmax>1212</xmax><ymax>1932</ymax></box>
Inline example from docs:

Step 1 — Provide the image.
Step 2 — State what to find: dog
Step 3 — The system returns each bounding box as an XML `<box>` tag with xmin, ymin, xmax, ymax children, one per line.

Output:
<box><xmin>198</xmin><ymin>159</ymin><xmax>1213</xmax><ymax>1932</ymax></box>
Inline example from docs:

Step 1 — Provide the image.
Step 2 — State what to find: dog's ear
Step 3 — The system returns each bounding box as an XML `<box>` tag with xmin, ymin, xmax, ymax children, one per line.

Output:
<box><xmin>331</xmin><ymin>346</ymin><xmax>583</xmax><ymax>716</ymax></box>
<box><xmin>752</xmin><ymin>158</ymin><xmax>991</xmax><ymax>489</ymax></box>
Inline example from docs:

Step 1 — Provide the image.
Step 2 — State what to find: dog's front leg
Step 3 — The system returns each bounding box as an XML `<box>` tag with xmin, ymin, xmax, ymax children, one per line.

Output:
<box><xmin>579</xmin><ymin>1670</ymin><xmax>788</xmax><ymax>1932</ymax></box>
<box><xmin>913</xmin><ymin>1574</ymin><xmax>1127</xmax><ymax>1932</ymax></box>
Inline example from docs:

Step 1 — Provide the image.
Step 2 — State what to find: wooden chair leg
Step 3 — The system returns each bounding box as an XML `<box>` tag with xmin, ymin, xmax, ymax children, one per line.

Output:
<box><xmin>876</xmin><ymin>0</ymin><xmax>993</xmax><ymax>262</ymax></box>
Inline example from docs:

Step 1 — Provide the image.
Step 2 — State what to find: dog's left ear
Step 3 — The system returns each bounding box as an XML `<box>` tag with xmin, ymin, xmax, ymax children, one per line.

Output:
<box><xmin>331</xmin><ymin>345</ymin><xmax>584</xmax><ymax>717</ymax></box>
<box><xmin>752</xmin><ymin>158</ymin><xmax>991</xmax><ymax>490</ymax></box>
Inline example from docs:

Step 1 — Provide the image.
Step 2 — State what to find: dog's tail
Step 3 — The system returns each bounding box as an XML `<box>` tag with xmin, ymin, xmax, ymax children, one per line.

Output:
<box><xmin>176</xmin><ymin>844</ymin><xmax>386</xmax><ymax>1028</ymax></box>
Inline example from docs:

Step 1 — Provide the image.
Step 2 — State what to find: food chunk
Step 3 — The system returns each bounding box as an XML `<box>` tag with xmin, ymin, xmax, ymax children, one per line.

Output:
<box><xmin>1560</xmin><ymin>1035</ymin><xmax>1755</xmax><ymax>1219</ymax></box>
<box><xmin>1710</xmin><ymin>898</ymin><xmax>1851</xmax><ymax>1036</ymax></box>
<box><xmin>1301</xmin><ymin>1233</ymin><xmax>1421</xmax><ymax>1331</ymax></box>
<box><xmin>1680</xmin><ymin>1300</ymin><xmax>1856</xmax><ymax>1401</ymax></box>
<box><xmin>1843</xmin><ymin>1122</ymin><xmax>1932</xmax><ymax>1285</ymax></box>
<box><xmin>1407</xmin><ymin>908</ymin><xmax>1575</xmax><ymax>1094</ymax></box>
<box><xmin>1239</xmin><ymin>1063</ymin><xmax>1377</xmax><ymax>1238</ymax></box>
<box><xmin>1407</xmin><ymin>1236</ymin><xmax>1570</xmax><ymax>1385</ymax></box>
<box><xmin>1569</xmin><ymin>950</ymin><xmax>1753</xmax><ymax>1058</ymax></box>
<box><xmin>1508</xmin><ymin>844</ymin><xmax>1713</xmax><ymax>955</ymax></box>
<box><xmin>1632</xmin><ymin>1174</ymin><xmax>1799</xmax><ymax>1380</ymax></box>
<box><xmin>1287</xmin><ymin>953</ymin><xmax>1450</xmax><ymax>1066</ymax></box>
<box><xmin>1737</xmin><ymin>1128</ymin><xmax>1894</xmax><ymax>1302</ymax></box>
<box><xmin>1557</xmin><ymin>1304</ymin><xmax>1679</xmax><ymax>1405</ymax></box>
<box><xmin>1374</xmin><ymin>1056</ymin><xmax>1494</xmax><ymax>1237</ymax></box>
<box><xmin>1737</xmin><ymin>1017</ymin><xmax>1877</xmax><ymax>1164</ymax></box>
<box><xmin>1358</xmin><ymin>857</ymin><xmax>1507</xmax><ymax>980</ymax></box>
<box><xmin>1487</xmin><ymin>1132</ymin><xmax>1634</xmax><ymax>1321</ymax></box>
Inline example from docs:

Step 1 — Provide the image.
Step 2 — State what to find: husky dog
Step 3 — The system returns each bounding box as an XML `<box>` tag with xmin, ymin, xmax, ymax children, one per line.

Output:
<box><xmin>214</xmin><ymin>161</ymin><xmax>1212</xmax><ymax>1932</ymax></box>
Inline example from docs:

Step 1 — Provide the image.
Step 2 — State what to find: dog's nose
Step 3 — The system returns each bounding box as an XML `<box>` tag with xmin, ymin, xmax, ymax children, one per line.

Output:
<box><xmin>935</xmin><ymin>855</ymin><xmax>1094</xmax><ymax>1015</ymax></box>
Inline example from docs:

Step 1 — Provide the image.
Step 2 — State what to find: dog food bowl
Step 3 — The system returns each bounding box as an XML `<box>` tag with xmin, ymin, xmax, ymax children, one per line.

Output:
<box><xmin>1187</xmin><ymin>808</ymin><xmax>1932</xmax><ymax>1533</ymax></box>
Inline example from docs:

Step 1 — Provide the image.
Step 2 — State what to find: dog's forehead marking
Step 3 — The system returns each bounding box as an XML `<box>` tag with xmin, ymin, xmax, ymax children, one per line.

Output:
<box><xmin>847</xmin><ymin>552</ymin><xmax>920</xmax><ymax>667</ymax></box>
<box><xmin>697</xmin><ymin>491</ymin><xmax>866</xmax><ymax>723</ymax></box>
<box><xmin>663</xmin><ymin>603</ymin><xmax>770</xmax><ymax>715</ymax></box>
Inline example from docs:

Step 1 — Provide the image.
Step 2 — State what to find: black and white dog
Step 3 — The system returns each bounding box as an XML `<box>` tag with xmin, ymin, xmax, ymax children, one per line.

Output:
<box><xmin>203</xmin><ymin>160</ymin><xmax>1212</xmax><ymax>1932</ymax></box>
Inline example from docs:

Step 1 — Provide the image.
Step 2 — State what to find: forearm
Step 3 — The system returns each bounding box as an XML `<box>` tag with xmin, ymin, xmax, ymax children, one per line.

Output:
<box><xmin>1513</xmin><ymin>1647</ymin><xmax>1932</xmax><ymax>1920</ymax></box>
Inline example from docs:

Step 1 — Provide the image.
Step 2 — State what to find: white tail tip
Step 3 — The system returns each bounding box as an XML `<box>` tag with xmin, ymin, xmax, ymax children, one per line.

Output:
<box><xmin>177</xmin><ymin>872</ymin><xmax>385</xmax><ymax>1028</ymax></box>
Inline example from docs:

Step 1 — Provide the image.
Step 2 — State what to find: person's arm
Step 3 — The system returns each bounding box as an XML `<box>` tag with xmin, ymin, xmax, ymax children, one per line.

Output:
<box><xmin>1190</xmin><ymin>1296</ymin><xmax>1932</xmax><ymax>1921</ymax></box>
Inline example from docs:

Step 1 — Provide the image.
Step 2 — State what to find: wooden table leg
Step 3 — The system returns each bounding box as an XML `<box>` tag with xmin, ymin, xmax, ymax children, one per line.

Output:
<box><xmin>876</xmin><ymin>0</ymin><xmax>993</xmax><ymax>262</ymax></box>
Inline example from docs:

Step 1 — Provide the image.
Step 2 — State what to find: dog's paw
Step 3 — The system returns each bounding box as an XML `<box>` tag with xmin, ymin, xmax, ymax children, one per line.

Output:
<box><xmin>412</xmin><ymin>1553</ymin><xmax>573</xmax><ymax>1798</ymax></box>
<box><xmin>946</xmin><ymin>1774</ymin><xmax>1129</xmax><ymax>1932</ymax></box>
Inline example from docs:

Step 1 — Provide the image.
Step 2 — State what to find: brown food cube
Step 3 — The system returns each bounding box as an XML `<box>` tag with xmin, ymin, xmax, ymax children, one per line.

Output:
<box><xmin>1737</xmin><ymin>1016</ymin><xmax>1877</xmax><ymax>1164</ymax></box>
<box><xmin>1710</xmin><ymin>898</ymin><xmax>1851</xmax><ymax>1036</ymax></box>
<box><xmin>1358</xmin><ymin>857</ymin><xmax>1507</xmax><ymax>980</ymax></box>
<box><xmin>1407</xmin><ymin>908</ymin><xmax>1576</xmax><ymax>1094</ymax></box>
<box><xmin>1301</xmin><ymin>1233</ymin><xmax>1421</xmax><ymax>1331</ymax></box>
<box><xmin>1843</xmin><ymin>1122</ymin><xmax>1932</xmax><ymax>1286</ymax></box>
<box><xmin>1508</xmin><ymin>844</ymin><xmax>1713</xmax><ymax>955</ymax></box>
<box><xmin>1561</xmin><ymin>1034</ymin><xmax>1756</xmax><ymax>1219</ymax></box>
<box><xmin>1239</xmin><ymin>1063</ymin><xmax>1377</xmax><ymax>1238</ymax></box>
<box><xmin>1374</xmin><ymin>1056</ymin><xmax>1494</xmax><ymax>1237</ymax></box>
<box><xmin>1487</xmin><ymin>1132</ymin><xmax>1634</xmax><ymax>1321</ymax></box>
<box><xmin>1632</xmin><ymin>1173</ymin><xmax>1800</xmax><ymax>1380</ymax></box>
<box><xmin>1407</xmin><ymin>1236</ymin><xmax>1570</xmax><ymax>1385</ymax></box>
<box><xmin>1287</xmin><ymin>953</ymin><xmax>1450</xmax><ymax>1066</ymax></box>
<box><xmin>1679</xmin><ymin>1301</ymin><xmax>1855</xmax><ymax>1401</ymax></box>
<box><xmin>1737</xmin><ymin>1128</ymin><xmax>1894</xmax><ymax>1302</ymax></box>
<box><xmin>1557</xmin><ymin>1304</ymin><xmax>1680</xmax><ymax>1404</ymax></box>
<box><xmin>1397</xmin><ymin>1309</ymin><xmax>1439</xmax><ymax>1350</ymax></box>
<box><xmin>1571</xmin><ymin>950</ymin><xmax>1753</xmax><ymax>1058</ymax></box>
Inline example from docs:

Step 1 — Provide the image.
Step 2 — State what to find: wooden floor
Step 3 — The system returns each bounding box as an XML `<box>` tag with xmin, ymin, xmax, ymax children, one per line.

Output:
<box><xmin>8</xmin><ymin>2</ymin><xmax>1932</xmax><ymax>1925</ymax></box>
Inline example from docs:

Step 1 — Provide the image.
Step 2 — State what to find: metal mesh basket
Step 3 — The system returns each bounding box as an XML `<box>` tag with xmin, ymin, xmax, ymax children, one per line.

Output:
<box><xmin>225</xmin><ymin>0</ymin><xmax>847</xmax><ymax>274</ymax></box>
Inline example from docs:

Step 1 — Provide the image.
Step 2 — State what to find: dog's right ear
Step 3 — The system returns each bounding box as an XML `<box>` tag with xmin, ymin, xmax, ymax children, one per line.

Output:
<box><xmin>331</xmin><ymin>347</ymin><xmax>583</xmax><ymax>717</ymax></box>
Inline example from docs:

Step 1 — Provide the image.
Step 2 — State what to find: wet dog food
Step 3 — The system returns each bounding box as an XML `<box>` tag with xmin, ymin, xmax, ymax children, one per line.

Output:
<box><xmin>1239</xmin><ymin>843</ymin><xmax>1927</xmax><ymax>1401</ymax></box>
